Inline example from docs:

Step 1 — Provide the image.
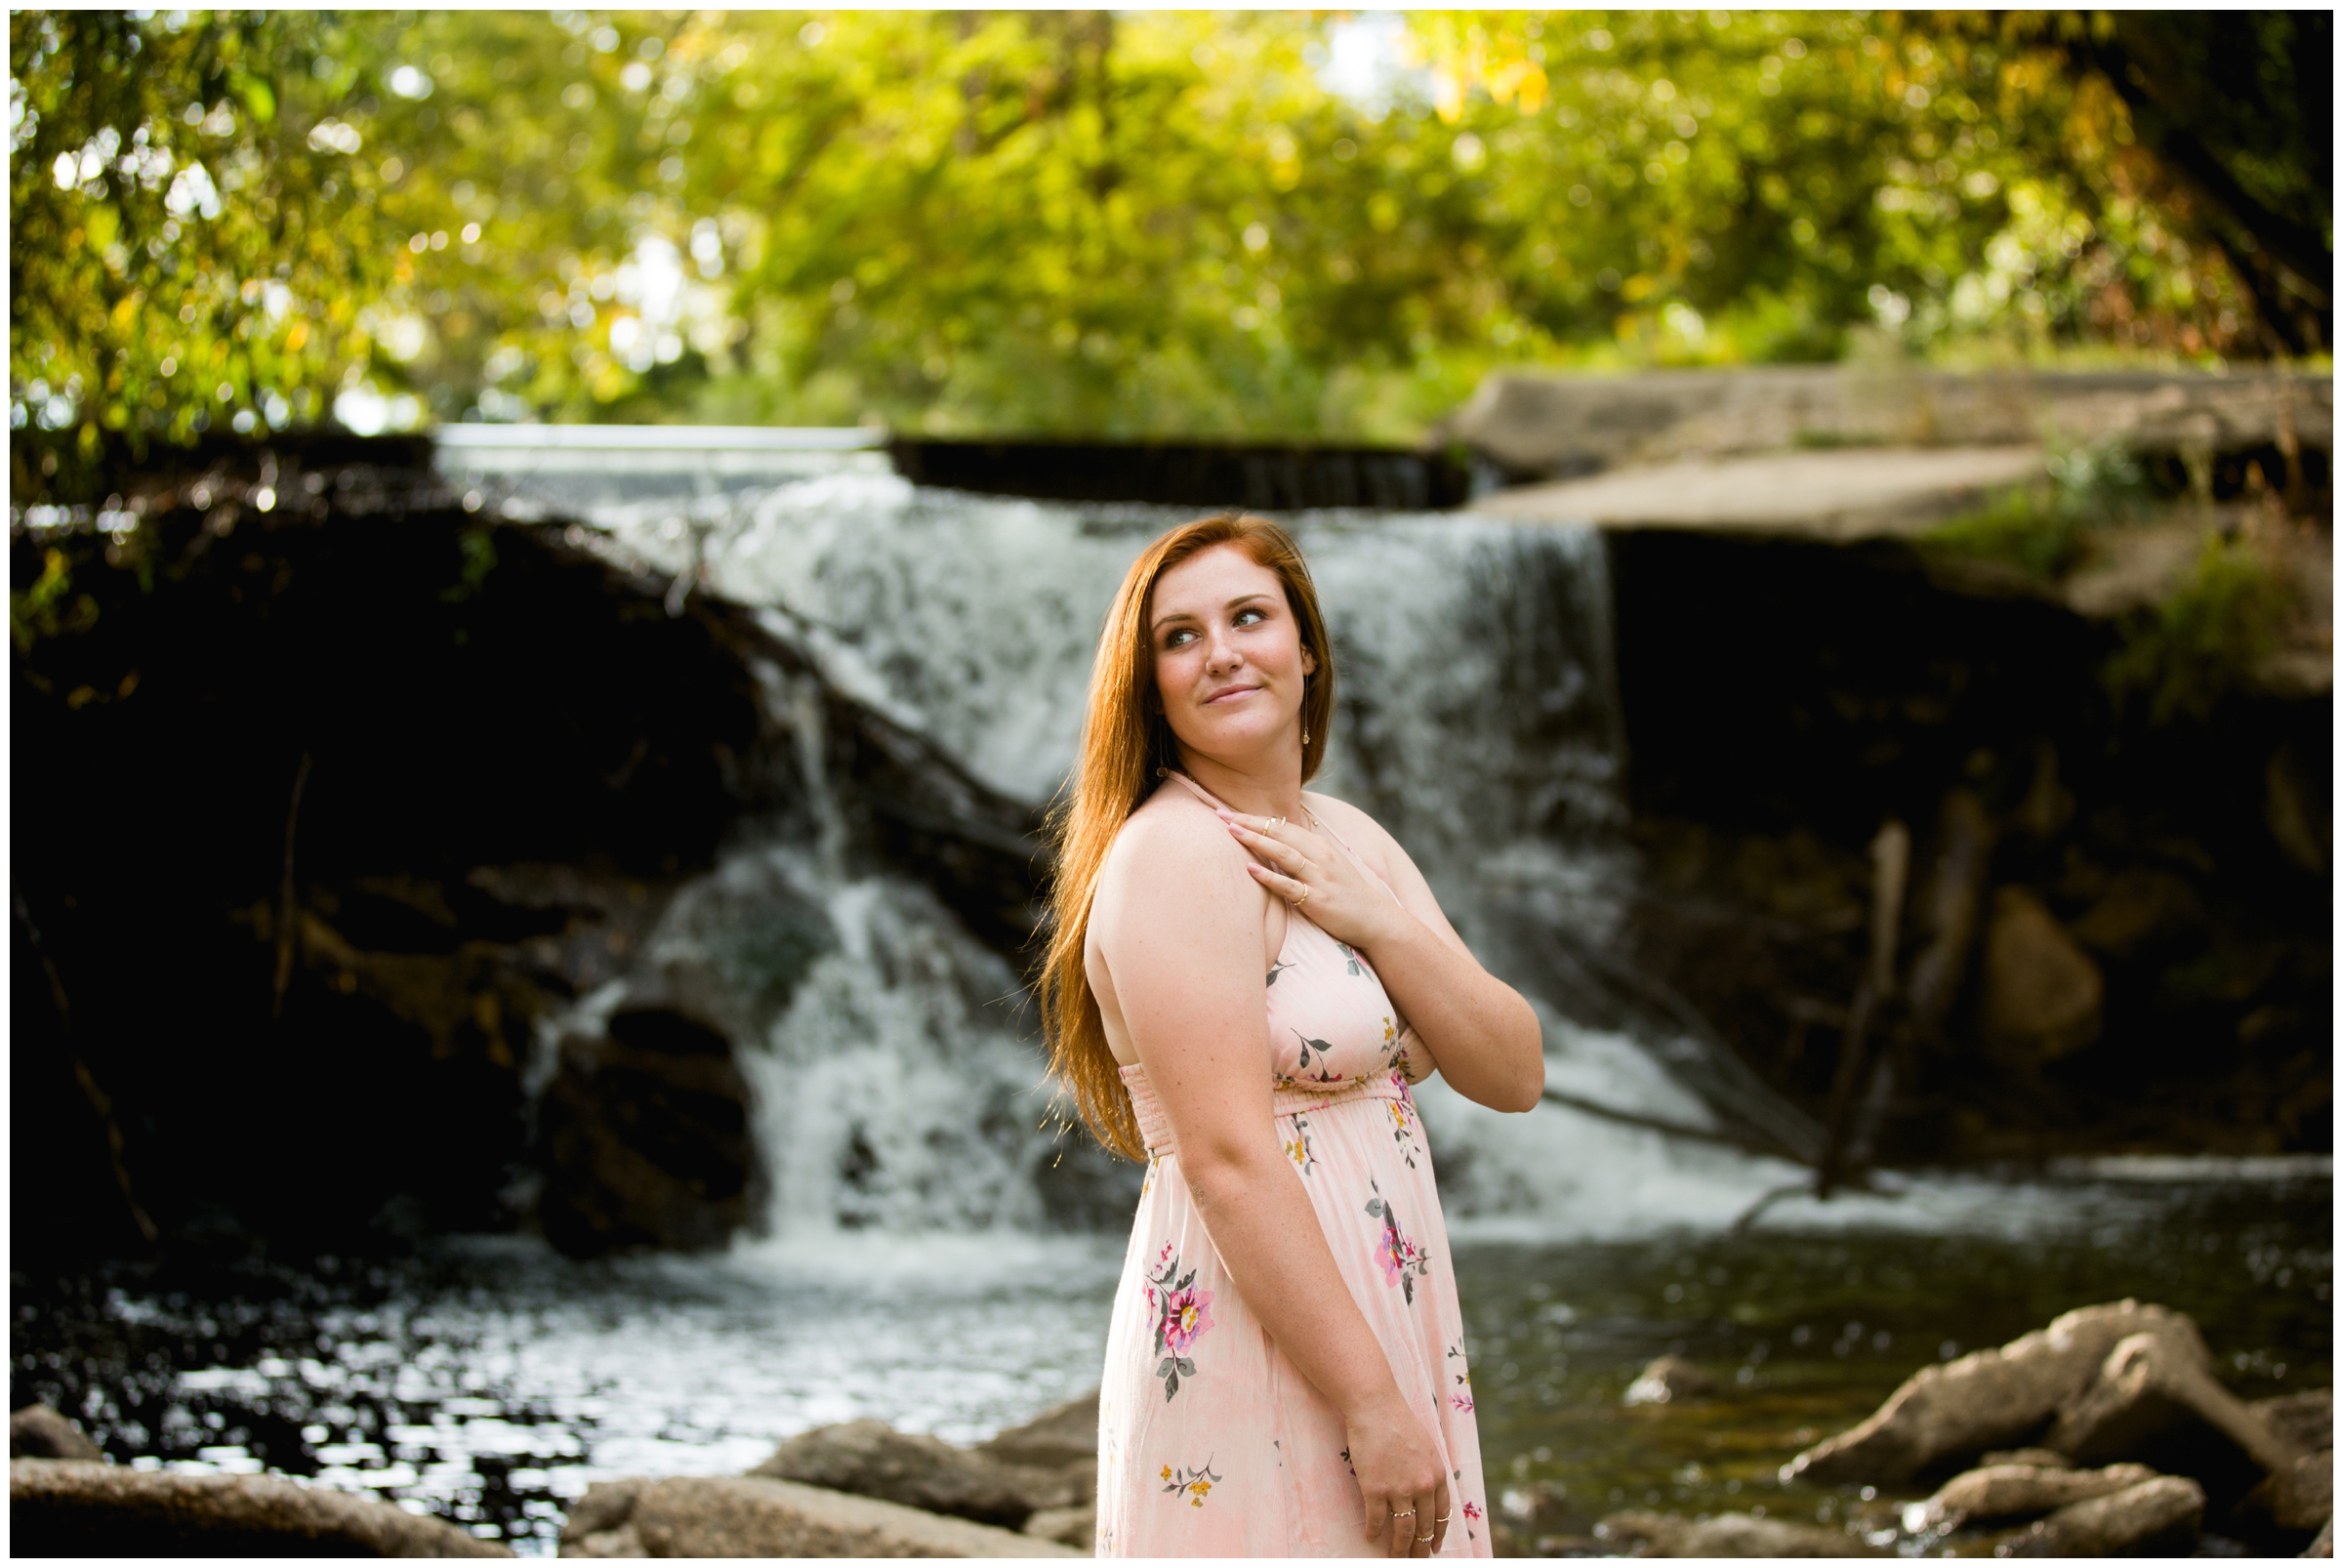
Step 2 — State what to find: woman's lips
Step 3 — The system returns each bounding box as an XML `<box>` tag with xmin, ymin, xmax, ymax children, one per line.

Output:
<box><xmin>1203</xmin><ymin>683</ymin><xmax>1261</xmax><ymax>706</ymax></box>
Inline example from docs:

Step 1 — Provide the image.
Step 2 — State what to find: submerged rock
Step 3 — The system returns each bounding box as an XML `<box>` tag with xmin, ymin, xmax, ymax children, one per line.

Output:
<box><xmin>11</xmin><ymin>1458</ymin><xmax>511</xmax><ymax>1556</ymax></box>
<box><xmin>1595</xmin><ymin>1508</ymin><xmax>1882</xmax><ymax>1557</ymax></box>
<box><xmin>747</xmin><ymin>1419</ymin><xmax>1073</xmax><ymax>1530</ymax></box>
<box><xmin>555</xmin><ymin>1474</ymin><xmax>1077</xmax><ymax>1558</ymax></box>
<box><xmin>11</xmin><ymin>1404</ymin><xmax>103</xmax><ymax>1462</ymax></box>
<box><xmin>1994</xmin><ymin>1474</ymin><xmax>2205</xmax><ymax>1557</ymax></box>
<box><xmin>1786</xmin><ymin>1300</ymin><xmax>2208</xmax><ymax>1485</ymax></box>
<box><xmin>1624</xmin><ymin>1355</ymin><xmax>1716</xmax><ymax>1406</ymax></box>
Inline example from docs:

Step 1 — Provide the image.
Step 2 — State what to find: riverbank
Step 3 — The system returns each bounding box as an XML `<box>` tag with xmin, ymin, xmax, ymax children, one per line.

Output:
<box><xmin>10</xmin><ymin>1163</ymin><xmax>2327</xmax><ymax>1553</ymax></box>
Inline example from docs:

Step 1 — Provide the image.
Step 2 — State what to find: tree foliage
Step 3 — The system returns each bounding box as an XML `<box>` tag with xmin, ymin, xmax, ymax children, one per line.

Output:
<box><xmin>10</xmin><ymin>10</ymin><xmax>2331</xmax><ymax>492</ymax></box>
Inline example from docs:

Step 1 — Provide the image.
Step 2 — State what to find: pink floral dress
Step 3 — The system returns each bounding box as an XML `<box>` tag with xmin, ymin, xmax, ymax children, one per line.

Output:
<box><xmin>1093</xmin><ymin>772</ymin><xmax>1491</xmax><ymax>1557</ymax></box>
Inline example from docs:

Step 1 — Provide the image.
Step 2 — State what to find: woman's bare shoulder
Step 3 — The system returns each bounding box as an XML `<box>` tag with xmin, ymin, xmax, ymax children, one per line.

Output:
<box><xmin>1099</xmin><ymin>782</ymin><xmax>1249</xmax><ymax>894</ymax></box>
<box><xmin>1302</xmin><ymin>791</ymin><xmax>1407</xmax><ymax>870</ymax></box>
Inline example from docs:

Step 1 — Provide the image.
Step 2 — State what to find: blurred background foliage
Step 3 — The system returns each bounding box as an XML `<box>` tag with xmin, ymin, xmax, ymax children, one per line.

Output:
<box><xmin>11</xmin><ymin>9</ymin><xmax>2332</xmax><ymax>491</ymax></box>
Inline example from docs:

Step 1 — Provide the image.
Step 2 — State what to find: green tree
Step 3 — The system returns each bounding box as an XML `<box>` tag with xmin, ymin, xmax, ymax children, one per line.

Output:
<box><xmin>12</xmin><ymin>9</ymin><xmax>2330</xmax><ymax>480</ymax></box>
<box><xmin>9</xmin><ymin>11</ymin><xmax>392</xmax><ymax>493</ymax></box>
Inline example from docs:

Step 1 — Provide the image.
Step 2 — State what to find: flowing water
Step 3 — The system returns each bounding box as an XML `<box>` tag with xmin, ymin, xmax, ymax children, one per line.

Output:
<box><xmin>13</xmin><ymin>443</ymin><xmax>2330</xmax><ymax>1553</ymax></box>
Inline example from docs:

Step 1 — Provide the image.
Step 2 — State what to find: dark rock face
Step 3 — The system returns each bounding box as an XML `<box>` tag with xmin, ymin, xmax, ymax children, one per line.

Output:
<box><xmin>535</xmin><ymin>1007</ymin><xmax>761</xmax><ymax>1259</ymax></box>
<box><xmin>1609</xmin><ymin>527</ymin><xmax>2331</xmax><ymax>1164</ymax></box>
<box><xmin>12</xmin><ymin>441</ymin><xmax>1049</xmax><ymax>1264</ymax></box>
<box><xmin>10</xmin><ymin>1457</ymin><xmax>513</xmax><ymax>1556</ymax></box>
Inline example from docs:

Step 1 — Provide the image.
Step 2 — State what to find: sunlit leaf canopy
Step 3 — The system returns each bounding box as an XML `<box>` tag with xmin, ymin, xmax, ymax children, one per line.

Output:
<box><xmin>11</xmin><ymin>9</ymin><xmax>2330</xmax><ymax>490</ymax></box>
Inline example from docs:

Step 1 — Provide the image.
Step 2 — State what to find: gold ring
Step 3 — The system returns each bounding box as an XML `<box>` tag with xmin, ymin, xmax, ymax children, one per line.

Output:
<box><xmin>1435</xmin><ymin>1513</ymin><xmax>1451</xmax><ymax>1523</ymax></box>
<box><xmin>1289</xmin><ymin>886</ymin><xmax>1310</xmax><ymax>905</ymax></box>
<box><xmin>1416</xmin><ymin>1533</ymin><xmax>1435</xmax><ymax>1543</ymax></box>
<box><xmin>1391</xmin><ymin>1507</ymin><xmax>1415</xmax><ymax>1518</ymax></box>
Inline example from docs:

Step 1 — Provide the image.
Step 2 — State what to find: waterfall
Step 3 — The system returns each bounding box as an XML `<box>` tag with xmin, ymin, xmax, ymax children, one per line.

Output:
<box><xmin>452</xmin><ymin>443</ymin><xmax>1815</xmax><ymax>1239</ymax></box>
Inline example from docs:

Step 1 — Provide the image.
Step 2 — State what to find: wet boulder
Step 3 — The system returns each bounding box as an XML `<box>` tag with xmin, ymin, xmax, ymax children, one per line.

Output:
<box><xmin>747</xmin><ymin>1419</ymin><xmax>1073</xmax><ymax>1530</ymax></box>
<box><xmin>1787</xmin><ymin>1300</ymin><xmax>2208</xmax><ymax>1485</ymax></box>
<box><xmin>1624</xmin><ymin>1355</ymin><xmax>1716</xmax><ymax>1406</ymax></box>
<box><xmin>1918</xmin><ymin>1462</ymin><xmax>2158</xmax><ymax>1526</ymax></box>
<box><xmin>11</xmin><ymin>1404</ymin><xmax>103</xmax><ymax>1462</ymax></box>
<box><xmin>1994</xmin><ymin>1474</ymin><xmax>2204</xmax><ymax>1557</ymax></box>
<box><xmin>533</xmin><ymin>1002</ymin><xmax>761</xmax><ymax>1259</ymax></box>
<box><xmin>1595</xmin><ymin>1509</ymin><xmax>1883</xmax><ymax>1556</ymax></box>
<box><xmin>2045</xmin><ymin>1331</ymin><xmax>2304</xmax><ymax>1482</ymax></box>
<box><xmin>12</xmin><ymin>1458</ymin><xmax>511</xmax><ymax>1556</ymax></box>
<box><xmin>556</xmin><ymin>1474</ymin><xmax>1078</xmax><ymax>1557</ymax></box>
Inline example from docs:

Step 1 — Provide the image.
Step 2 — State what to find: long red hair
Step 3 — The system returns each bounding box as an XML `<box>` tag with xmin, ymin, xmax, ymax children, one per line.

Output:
<box><xmin>1038</xmin><ymin>514</ymin><xmax>1336</xmax><ymax>1160</ymax></box>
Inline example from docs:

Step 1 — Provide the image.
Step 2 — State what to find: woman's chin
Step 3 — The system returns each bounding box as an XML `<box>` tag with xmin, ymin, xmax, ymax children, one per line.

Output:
<box><xmin>1173</xmin><ymin>720</ymin><xmax>1300</xmax><ymax>767</ymax></box>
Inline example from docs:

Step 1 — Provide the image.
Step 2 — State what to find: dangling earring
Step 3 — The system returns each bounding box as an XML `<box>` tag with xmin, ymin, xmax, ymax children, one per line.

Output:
<box><xmin>1301</xmin><ymin>727</ymin><xmax>1310</xmax><ymax>745</ymax></box>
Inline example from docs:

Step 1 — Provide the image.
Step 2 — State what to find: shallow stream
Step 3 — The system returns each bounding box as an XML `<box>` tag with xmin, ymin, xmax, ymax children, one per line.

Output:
<box><xmin>13</xmin><ymin>1163</ymin><xmax>2326</xmax><ymax>1555</ymax></box>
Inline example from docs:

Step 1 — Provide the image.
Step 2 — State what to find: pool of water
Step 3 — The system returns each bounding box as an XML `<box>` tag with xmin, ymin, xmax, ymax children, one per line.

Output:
<box><xmin>11</xmin><ymin>1169</ymin><xmax>2327</xmax><ymax>1556</ymax></box>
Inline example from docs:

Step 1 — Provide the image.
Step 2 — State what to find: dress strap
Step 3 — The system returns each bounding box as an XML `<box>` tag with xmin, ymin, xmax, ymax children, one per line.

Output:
<box><xmin>1165</xmin><ymin>769</ymin><xmax>1403</xmax><ymax>909</ymax></box>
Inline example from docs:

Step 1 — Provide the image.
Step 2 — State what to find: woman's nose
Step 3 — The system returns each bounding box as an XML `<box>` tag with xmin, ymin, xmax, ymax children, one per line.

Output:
<box><xmin>1204</xmin><ymin>628</ymin><xmax>1244</xmax><ymax>672</ymax></box>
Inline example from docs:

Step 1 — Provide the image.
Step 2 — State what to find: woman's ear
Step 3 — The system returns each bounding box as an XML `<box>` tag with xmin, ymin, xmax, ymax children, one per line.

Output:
<box><xmin>1301</xmin><ymin>644</ymin><xmax>1319</xmax><ymax>678</ymax></box>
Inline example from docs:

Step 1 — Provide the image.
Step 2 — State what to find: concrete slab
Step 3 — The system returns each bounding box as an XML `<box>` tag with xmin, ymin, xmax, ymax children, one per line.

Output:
<box><xmin>1470</xmin><ymin>445</ymin><xmax>2045</xmax><ymax>540</ymax></box>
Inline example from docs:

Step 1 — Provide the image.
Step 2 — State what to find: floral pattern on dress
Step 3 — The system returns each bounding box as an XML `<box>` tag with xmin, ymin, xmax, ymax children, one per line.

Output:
<box><xmin>1290</xmin><ymin>1029</ymin><xmax>1342</xmax><ymax>1084</ymax></box>
<box><xmin>1145</xmin><ymin>1244</ymin><xmax>1214</xmax><ymax>1401</ymax></box>
<box><xmin>1334</xmin><ymin>940</ymin><xmax>1366</xmax><ymax>976</ymax></box>
<box><xmin>1366</xmin><ymin>1180</ymin><xmax>1430</xmax><ymax>1304</ymax></box>
<box><xmin>1448</xmin><ymin>1342</ymin><xmax>1472</xmax><ymax>1410</ymax></box>
<box><xmin>1266</xmin><ymin>960</ymin><xmax>1295</xmax><ymax>988</ymax></box>
<box><xmin>1386</xmin><ymin>1096</ymin><xmax>1420</xmax><ymax>1169</ymax></box>
<box><xmin>1161</xmin><ymin>1458</ymin><xmax>1222</xmax><ymax>1506</ymax></box>
<box><xmin>1284</xmin><ymin>1114</ymin><xmax>1318</xmax><ymax>1175</ymax></box>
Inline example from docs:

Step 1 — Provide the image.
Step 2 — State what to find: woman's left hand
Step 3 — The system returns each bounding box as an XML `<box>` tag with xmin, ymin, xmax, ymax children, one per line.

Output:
<box><xmin>1218</xmin><ymin>809</ymin><xmax>1410</xmax><ymax>956</ymax></box>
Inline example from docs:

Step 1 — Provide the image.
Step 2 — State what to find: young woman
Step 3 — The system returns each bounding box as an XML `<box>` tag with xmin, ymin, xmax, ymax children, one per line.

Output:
<box><xmin>1039</xmin><ymin>514</ymin><xmax>1545</xmax><ymax>1557</ymax></box>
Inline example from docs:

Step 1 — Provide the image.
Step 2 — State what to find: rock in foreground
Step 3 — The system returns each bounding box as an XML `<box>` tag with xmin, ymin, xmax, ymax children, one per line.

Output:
<box><xmin>1994</xmin><ymin>1475</ymin><xmax>2205</xmax><ymax>1557</ymax></box>
<box><xmin>972</xmin><ymin>1389</ymin><xmax>1098</xmax><ymax>1471</ymax></box>
<box><xmin>1596</xmin><ymin>1509</ymin><xmax>1882</xmax><ymax>1556</ymax></box>
<box><xmin>2047</xmin><ymin>1331</ymin><xmax>2303</xmax><ymax>1477</ymax></box>
<box><xmin>1925</xmin><ymin>1462</ymin><xmax>2158</xmax><ymax>1524</ymax></box>
<box><xmin>11</xmin><ymin>1458</ymin><xmax>511</xmax><ymax>1556</ymax></box>
<box><xmin>557</xmin><ymin>1474</ymin><xmax>1081</xmax><ymax>1557</ymax></box>
<box><xmin>1786</xmin><ymin>1300</ymin><xmax>2214</xmax><ymax>1484</ymax></box>
<box><xmin>748</xmin><ymin>1418</ymin><xmax>1076</xmax><ymax>1529</ymax></box>
<box><xmin>11</xmin><ymin>1404</ymin><xmax>103</xmax><ymax>1462</ymax></box>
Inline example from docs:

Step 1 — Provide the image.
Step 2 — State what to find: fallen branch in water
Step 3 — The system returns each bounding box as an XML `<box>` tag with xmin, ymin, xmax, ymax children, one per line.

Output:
<box><xmin>1538</xmin><ymin>1087</ymin><xmax>1801</xmax><ymax>1161</ymax></box>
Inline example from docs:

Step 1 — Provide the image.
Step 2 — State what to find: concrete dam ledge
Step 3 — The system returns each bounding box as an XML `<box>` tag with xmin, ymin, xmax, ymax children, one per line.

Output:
<box><xmin>1442</xmin><ymin>363</ymin><xmax>2334</xmax><ymax>485</ymax></box>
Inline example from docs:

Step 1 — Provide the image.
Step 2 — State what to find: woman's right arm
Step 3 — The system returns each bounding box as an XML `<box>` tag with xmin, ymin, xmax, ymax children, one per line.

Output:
<box><xmin>1093</xmin><ymin>807</ymin><xmax>1452</xmax><ymax>1558</ymax></box>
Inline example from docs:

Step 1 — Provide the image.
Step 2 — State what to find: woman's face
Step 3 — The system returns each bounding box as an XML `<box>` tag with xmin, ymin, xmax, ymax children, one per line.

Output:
<box><xmin>1147</xmin><ymin>541</ymin><xmax>1316</xmax><ymax>767</ymax></box>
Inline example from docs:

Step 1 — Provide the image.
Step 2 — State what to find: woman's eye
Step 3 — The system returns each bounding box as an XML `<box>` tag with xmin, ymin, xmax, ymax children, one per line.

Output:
<box><xmin>1165</xmin><ymin>629</ymin><xmax>1195</xmax><ymax>648</ymax></box>
<box><xmin>1235</xmin><ymin>607</ymin><xmax>1265</xmax><ymax>627</ymax></box>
